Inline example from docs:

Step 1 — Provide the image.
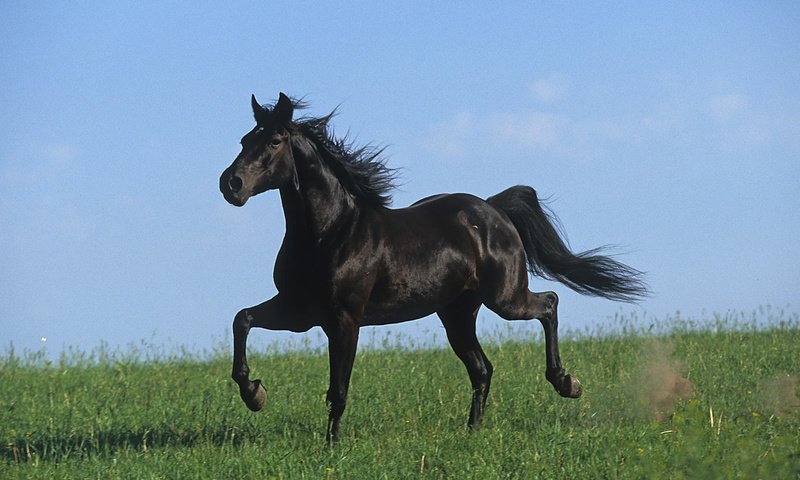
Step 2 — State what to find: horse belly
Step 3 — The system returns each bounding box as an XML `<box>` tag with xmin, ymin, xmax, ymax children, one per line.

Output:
<box><xmin>362</xmin><ymin>250</ymin><xmax>477</xmax><ymax>326</ymax></box>
<box><xmin>362</xmin><ymin>289</ymin><xmax>446</xmax><ymax>326</ymax></box>
<box><xmin>361</xmin><ymin>306</ymin><xmax>438</xmax><ymax>326</ymax></box>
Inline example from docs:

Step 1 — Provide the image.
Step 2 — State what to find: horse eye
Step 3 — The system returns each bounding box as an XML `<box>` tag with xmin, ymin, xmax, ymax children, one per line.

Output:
<box><xmin>270</xmin><ymin>138</ymin><xmax>282</xmax><ymax>147</ymax></box>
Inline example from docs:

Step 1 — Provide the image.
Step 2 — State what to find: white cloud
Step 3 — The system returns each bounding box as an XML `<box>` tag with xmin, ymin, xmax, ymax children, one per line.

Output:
<box><xmin>1</xmin><ymin>143</ymin><xmax>81</xmax><ymax>190</ymax></box>
<box><xmin>530</xmin><ymin>74</ymin><xmax>568</xmax><ymax>103</ymax></box>
<box><xmin>44</xmin><ymin>144</ymin><xmax>79</xmax><ymax>166</ymax></box>
<box><xmin>422</xmin><ymin>111</ymin><xmax>474</xmax><ymax>157</ymax></box>
<box><xmin>422</xmin><ymin>86</ymin><xmax>799</xmax><ymax>164</ymax></box>
<box><xmin>490</xmin><ymin>112</ymin><xmax>566</xmax><ymax>150</ymax></box>
<box><xmin>706</xmin><ymin>94</ymin><xmax>748</xmax><ymax>122</ymax></box>
<box><xmin>704</xmin><ymin>93</ymin><xmax>800</xmax><ymax>148</ymax></box>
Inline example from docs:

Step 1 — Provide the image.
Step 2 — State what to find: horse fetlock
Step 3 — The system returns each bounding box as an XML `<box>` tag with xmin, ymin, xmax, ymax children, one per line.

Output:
<box><xmin>545</xmin><ymin>368</ymin><xmax>582</xmax><ymax>398</ymax></box>
<box><xmin>468</xmin><ymin>396</ymin><xmax>485</xmax><ymax>429</ymax></box>
<box><xmin>231</xmin><ymin>363</ymin><xmax>250</xmax><ymax>381</ymax></box>
<box><xmin>240</xmin><ymin>379</ymin><xmax>267</xmax><ymax>412</ymax></box>
<box><xmin>326</xmin><ymin>416</ymin><xmax>342</xmax><ymax>446</ymax></box>
<box><xmin>467</xmin><ymin>416</ymin><xmax>483</xmax><ymax>431</ymax></box>
<box><xmin>557</xmin><ymin>374</ymin><xmax>583</xmax><ymax>398</ymax></box>
<box><xmin>545</xmin><ymin>367</ymin><xmax>565</xmax><ymax>384</ymax></box>
<box><xmin>328</xmin><ymin>399</ymin><xmax>346</xmax><ymax>418</ymax></box>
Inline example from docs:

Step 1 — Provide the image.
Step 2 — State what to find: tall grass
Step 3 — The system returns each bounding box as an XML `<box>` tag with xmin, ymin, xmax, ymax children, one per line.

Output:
<box><xmin>2</xmin><ymin>312</ymin><xmax>798</xmax><ymax>479</ymax></box>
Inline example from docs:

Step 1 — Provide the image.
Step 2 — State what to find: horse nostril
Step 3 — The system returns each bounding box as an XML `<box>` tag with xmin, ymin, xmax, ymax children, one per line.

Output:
<box><xmin>228</xmin><ymin>175</ymin><xmax>243</xmax><ymax>193</ymax></box>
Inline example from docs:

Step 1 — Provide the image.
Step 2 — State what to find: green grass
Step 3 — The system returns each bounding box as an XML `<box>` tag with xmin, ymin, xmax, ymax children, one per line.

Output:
<box><xmin>2</xmin><ymin>313</ymin><xmax>799</xmax><ymax>479</ymax></box>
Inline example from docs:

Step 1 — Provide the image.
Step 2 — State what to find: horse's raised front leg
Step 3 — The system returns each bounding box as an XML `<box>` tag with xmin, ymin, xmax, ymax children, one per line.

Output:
<box><xmin>324</xmin><ymin>315</ymin><xmax>360</xmax><ymax>445</ymax></box>
<box><xmin>231</xmin><ymin>294</ymin><xmax>315</xmax><ymax>412</ymax></box>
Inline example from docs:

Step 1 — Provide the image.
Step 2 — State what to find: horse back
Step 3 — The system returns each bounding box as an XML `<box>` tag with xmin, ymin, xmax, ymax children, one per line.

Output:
<box><xmin>358</xmin><ymin>193</ymin><xmax>522</xmax><ymax>324</ymax></box>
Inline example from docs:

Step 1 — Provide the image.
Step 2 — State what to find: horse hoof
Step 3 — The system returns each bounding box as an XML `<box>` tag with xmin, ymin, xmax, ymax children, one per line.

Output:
<box><xmin>559</xmin><ymin>375</ymin><xmax>583</xmax><ymax>398</ymax></box>
<box><xmin>243</xmin><ymin>379</ymin><xmax>267</xmax><ymax>412</ymax></box>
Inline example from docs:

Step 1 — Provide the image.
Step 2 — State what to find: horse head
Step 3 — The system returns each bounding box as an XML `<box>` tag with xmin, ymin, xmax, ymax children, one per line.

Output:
<box><xmin>220</xmin><ymin>93</ymin><xmax>298</xmax><ymax>206</ymax></box>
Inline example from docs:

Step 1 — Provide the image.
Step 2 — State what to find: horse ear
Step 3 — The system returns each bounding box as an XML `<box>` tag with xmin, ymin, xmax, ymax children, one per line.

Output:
<box><xmin>251</xmin><ymin>94</ymin><xmax>268</xmax><ymax>124</ymax></box>
<box><xmin>274</xmin><ymin>92</ymin><xmax>294</xmax><ymax>123</ymax></box>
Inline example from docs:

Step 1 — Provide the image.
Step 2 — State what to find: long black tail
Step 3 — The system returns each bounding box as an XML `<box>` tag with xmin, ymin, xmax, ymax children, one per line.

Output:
<box><xmin>486</xmin><ymin>185</ymin><xmax>649</xmax><ymax>303</ymax></box>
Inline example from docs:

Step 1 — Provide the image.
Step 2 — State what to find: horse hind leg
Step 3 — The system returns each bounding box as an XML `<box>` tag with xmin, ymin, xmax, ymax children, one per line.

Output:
<box><xmin>437</xmin><ymin>297</ymin><xmax>493</xmax><ymax>430</ymax></box>
<box><xmin>488</xmin><ymin>289</ymin><xmax>582</xmax><ymax>399</ymax></box>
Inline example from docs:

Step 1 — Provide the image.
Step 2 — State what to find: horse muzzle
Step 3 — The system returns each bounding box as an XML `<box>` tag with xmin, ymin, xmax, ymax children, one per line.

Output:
<box><xmin>220</xmin><ymin>172</ymin><xmax>249</xmax><ymax>207</ymax></box>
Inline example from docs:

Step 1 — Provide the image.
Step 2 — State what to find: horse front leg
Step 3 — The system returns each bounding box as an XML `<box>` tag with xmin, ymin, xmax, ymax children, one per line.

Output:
<box><xmin>231</xmin><ymin>294</ymin><xmax>315</xmax><ymax>411</ymax></box>
<box><xmin>324</xmin><ymin>316</ymin><xmax>360</xmax><ymax>445</ymax></box>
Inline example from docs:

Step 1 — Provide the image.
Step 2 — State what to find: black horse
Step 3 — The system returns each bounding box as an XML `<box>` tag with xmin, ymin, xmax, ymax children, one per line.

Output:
<box><xmin>219</xmin><ymin>93</ymin><xmax>647</xmax><ymax>443</ymax></box>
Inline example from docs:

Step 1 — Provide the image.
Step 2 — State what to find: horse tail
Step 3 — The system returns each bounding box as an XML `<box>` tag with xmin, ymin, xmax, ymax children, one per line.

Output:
<box><xmin>486</xmin><ymin>185</ymin><xmax>648</xmax><ymax>303</ymax></box>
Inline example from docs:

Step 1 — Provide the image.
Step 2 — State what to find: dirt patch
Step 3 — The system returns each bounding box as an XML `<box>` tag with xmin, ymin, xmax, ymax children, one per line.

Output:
<box><xmin>636</xmin><ymin>341</ymin><xmax>694</xmax><ymax>421</ymax></box>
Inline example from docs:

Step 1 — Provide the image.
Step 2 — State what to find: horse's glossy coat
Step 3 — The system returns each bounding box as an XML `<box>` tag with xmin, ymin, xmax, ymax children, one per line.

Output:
<box><xmin>219</xmin><ymin>93</ymin><xmax>647</xmax><ymax>443</ymax></box>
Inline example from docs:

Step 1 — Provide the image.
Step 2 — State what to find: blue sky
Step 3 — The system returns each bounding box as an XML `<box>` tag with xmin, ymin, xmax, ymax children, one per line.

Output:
<box><xmin>2</xmin><ymin>3</ymin><xmax>799</xmax><ymax>358</ymax></box>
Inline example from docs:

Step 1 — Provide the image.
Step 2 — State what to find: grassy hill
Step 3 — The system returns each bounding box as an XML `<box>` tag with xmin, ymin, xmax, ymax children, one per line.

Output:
<box><xmin>2</xmin><ymin>313</ymin><xmax>799</xmax><ymax>478</ymax></box>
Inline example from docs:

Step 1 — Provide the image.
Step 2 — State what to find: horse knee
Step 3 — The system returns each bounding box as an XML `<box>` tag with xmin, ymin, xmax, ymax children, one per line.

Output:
<box><xmin>233</xmin><ymin>308</ymin><xmax>251</xmax><ymax>334</ymax></box>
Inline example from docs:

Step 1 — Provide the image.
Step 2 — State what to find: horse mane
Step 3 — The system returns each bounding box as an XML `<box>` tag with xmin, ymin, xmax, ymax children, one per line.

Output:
<box><xmin>277</xmin><ymin>97</ymin><xmax>398</xmax><ymax>208</ymax></box>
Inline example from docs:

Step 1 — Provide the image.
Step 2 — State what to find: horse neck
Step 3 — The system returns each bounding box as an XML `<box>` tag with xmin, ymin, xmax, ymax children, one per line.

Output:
<box><xmin>279</xmin><ymin>140</ymin><xmax>359</xmax><ymax>242</ymax></box>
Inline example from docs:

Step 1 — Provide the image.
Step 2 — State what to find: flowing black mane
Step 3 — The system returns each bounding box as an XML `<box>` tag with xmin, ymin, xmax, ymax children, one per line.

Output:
<box><xmin>273</xmin><ymin>98</ymin><xmax>398</xmax><ymax>208</ymax></box>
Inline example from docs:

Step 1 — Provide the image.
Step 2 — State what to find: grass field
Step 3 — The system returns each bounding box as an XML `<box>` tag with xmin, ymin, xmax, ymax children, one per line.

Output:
<box><xmin>2</xmin><ymin>312</ymin><xmax>799</xmax><ymax>479</ymax></box>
